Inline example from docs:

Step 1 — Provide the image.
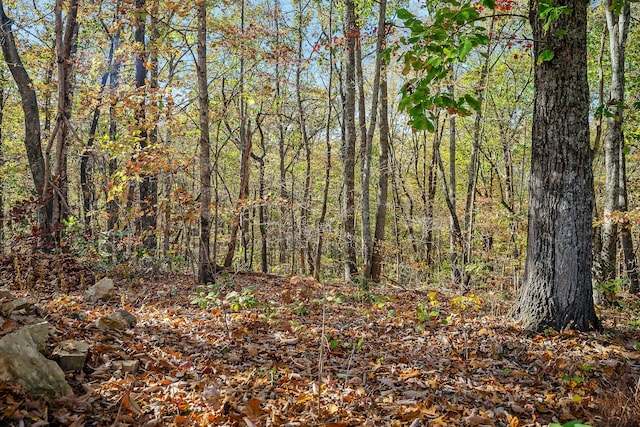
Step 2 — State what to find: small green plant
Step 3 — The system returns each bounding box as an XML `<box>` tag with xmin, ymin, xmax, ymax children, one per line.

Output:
<box><xmin>191</xmin><ymin>283</ymin><xmax>223</xmax><ymax>309</ymax></box>
<box><xmin>326</xmin><ymin>293</ymin><xmax>347</xmax><ymax>304</ymax></box>
<box><xmin>450</xmin><ymin>294</ymin><xmax>482</xmax><ymax>313</ymax></box>
<box><xmin>417</xmin><ymin>291</ymin><xmax>441</xmax><ymax>322</ymax></box>
<box><xmin>225</xmin><ymin>286</ymin><xmax>259</xmax><ymax>312</ymax></box>
<box><xmin>191</xmin><ymin>280</ymin><xmax>257</xmax><ymax>312</ymax></box>
<box><xmin>326</xmin><ymin>334</ymin><xmax>342</xmax><ymax>350</ymax></box>
<box><xmin>595</xmin><ymin>278</ymin><xmax>626</xmax><ymax>305</ymax></box>
<box><xmin>549</xmin><ymin>421</ymin><xmax>592</xmax><ymax>427</ymax></box>
<box><xmin>290</xmin><ymin>301</ymin><xmax>309</xmax><ymax>315</ymax></box>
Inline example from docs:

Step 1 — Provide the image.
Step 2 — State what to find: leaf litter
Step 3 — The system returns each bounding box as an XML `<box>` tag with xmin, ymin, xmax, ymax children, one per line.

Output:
<box><xmin>0</xmin><ymin>260</ymin><xmax>639</xmax><ymax>426</ymax></box>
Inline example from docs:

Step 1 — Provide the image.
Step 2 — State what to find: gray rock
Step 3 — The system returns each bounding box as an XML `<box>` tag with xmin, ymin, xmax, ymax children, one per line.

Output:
<box><xmin>53</xmin><ymin>340</ymin><xmax>90</xmax><ymax>372</ymax></box>
<box><xmin>96</xmin><ymin>309</ymin><xmax>136</xmax><ymax>331</ymax></box>
<box><xmin>84</xmin><ymin>277</ymin><xmax>115</xmax><ymax>303</ymax></box>
<box><xmin>116</xmin><ymin>309</ymin><xmax>137</xmax><ymax>327</ymax></box>
<box><xmin>0</xmin><ymin>322</ymin><xmax>72</xmax><ymax>398</ymax></box>
<box><xmin>0</xmin><ymin>297</ymin><xmax>32</xmax><ymax>316</ymax></box>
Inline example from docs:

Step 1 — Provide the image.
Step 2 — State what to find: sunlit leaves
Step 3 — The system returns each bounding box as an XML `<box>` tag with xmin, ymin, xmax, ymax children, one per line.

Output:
<box><xmin>395</xmin><ymin>2</ymin><xmax>489</xmax><ymax>131</ymax></box>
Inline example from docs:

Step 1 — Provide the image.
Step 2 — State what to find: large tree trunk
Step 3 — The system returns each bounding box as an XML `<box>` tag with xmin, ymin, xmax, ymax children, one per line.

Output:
<box><xmin>342</xmin><ymin>0</ymin><xmax>358</xmax><ymax>282</ymax></box>
<box><xmin>0</xmin><ymin>1</ymin><xmax>51</xmax><ymax>236</ymax></box>
<box><xmin>197</xmin><ymin>0</ymin><xmax>213</xmax><ymax>283</ymax></box>
<box><xmin>511</xmin><ymin>0</ymin><xmax>599</xmax><ymax>331</ymax></box>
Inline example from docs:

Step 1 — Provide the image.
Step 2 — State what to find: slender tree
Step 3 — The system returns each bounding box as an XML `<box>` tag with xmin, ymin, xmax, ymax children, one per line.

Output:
<box><xmin>197</xmin><ymin>0</ymin><xmax>213</xmax><ymax>282</ymax></box>
<box><xmin>0</xmin><ymin>1</ymin><xmax>50</xmax><ymax>238</ymax></box>
<box><xmin>134</xmin><ymin>0</ymin><xmax>158</xmax><ymax>252</ymax></box>
<box><xmin>368</xmin><ymin>0</ymin><xmax>389</xmax><ymax>282</ymax></box>
<box><xmin>597</xmin><ymin>0</ymin><xmax>639</xmax><ymax>292</ymax></box>
<box><xmin>46</xmin><ymin>0</ymin><xmax>78</xmax><ymax>243</ymax></box>
<box><xmin>342</xmin><ymin>0</ymin><xmax>358</xmax><ymax>282</ymax></box>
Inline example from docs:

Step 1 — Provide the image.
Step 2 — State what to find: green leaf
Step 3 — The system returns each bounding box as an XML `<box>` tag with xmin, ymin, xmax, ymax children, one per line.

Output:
<box><xmin>396</xmin><ymin>8</ymin><xmax>414</xmax><ymax>20</ymax></box>
<box><xmin>464</xmin><ymin>94</ymin><xmax>481</xmax><ymax>111</ymax></box>
<box><xmin>481</xmin><ymin>0</ymin><xmax>495</xmax><ymax>9</ymax></box>
<box><xmin>411</xmin><ymin>115</ymin><xmax>433</xmax><ymax>132</ymax></box>
<box><xmin>458</xmin><ymin>39</ymin><xmax>473</xmax><ymax>61</ymax></box>
<box><xmin>538</xmin><ymin>49</ymin><xmax>554</xmax><ymax>64</ymax></box>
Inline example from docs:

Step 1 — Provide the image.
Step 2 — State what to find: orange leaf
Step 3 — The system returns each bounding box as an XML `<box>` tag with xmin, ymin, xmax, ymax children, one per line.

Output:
<box><xmin>121</xmin><ymin>390</ymin><xmax>143</xmax><ymax>415</ymax></box>
<box><xmin>244</xmin><ymin>398</ymin><xmax>263</xmax><ymax>419</ymax></box>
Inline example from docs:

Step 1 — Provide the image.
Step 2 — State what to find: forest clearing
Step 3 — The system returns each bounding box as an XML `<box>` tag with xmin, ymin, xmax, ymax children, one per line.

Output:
<box><xmin>1</xmin><ymin>0</ymin><xmax>640</xmax><ymax>425</ymax></box>
<box><xmin>0</xmin><ymin>254</ymin><xmax>639</xmax><ymax>426</ymax></box>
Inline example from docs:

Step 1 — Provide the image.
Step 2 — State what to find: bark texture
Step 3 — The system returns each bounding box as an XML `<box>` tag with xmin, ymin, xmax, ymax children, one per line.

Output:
<box><xmin>511</xmin><ymin>0</ymin><xmax>599</xmax><ymax>331</ymax></box>
<box><xmin>197</xmin><ymin>1</ymin><xmax>213</xmax><ymax>283</ymax></box>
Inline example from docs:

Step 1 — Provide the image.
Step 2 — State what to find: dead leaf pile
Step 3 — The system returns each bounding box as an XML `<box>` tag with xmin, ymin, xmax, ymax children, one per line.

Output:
<box><xmin>1</xmin><ymin>268</ymin><xmax>639</xmax><ymax>426</ymax></box>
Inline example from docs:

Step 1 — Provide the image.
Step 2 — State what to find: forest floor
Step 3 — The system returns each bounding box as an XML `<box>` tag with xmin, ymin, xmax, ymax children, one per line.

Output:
<box><xmin>1</xmin><ymin>254</ymin><xmax>640</xmax><ymax>426</ymax></box>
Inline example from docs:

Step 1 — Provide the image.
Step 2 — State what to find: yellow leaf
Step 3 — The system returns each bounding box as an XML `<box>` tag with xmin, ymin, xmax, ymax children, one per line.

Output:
<box><xmin>572</xmin><ymin>393</ymin><xmax>583</xmax><ymax>403</ymax></box>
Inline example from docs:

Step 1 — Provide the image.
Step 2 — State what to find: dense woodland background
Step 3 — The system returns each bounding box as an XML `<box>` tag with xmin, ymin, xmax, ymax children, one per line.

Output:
<box><xmin>0</xmin><ymin>0</ymin><xmax>637</xmax><ymax>303</ymax></box>
<box><xmin>1</xmin><ymin>1</ymin><xmax>640</xmax><ymax>425</ymax></box>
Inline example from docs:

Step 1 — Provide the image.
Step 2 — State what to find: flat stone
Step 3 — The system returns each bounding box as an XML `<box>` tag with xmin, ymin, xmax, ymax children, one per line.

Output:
<box><xmin>113</xmin><ymin>360</ymin><xmax>140</xmax><ymax>374</ymax></box>
<box><xmin>53</xmin><ymin>340</ymin><xmax>90</xmax><ymax>371</ymax></box>
<box><xmin>0</xmin><ymin>322</ymin><xmax>72</xmax><ymax>398</ymax></box>
<box><xmin>96</xmin><ymin>309</ymin><xmax>136</xmax><ymax>331</ymax></box>
<box><xmin>85</xmin><ymin>277</ymin><xmax>115</xmax><ymax>303</ymax></box>
<box><xmin>1</xmin><ymin>298</ymin><xmax>32</xmax><ymax>316</ymax></box>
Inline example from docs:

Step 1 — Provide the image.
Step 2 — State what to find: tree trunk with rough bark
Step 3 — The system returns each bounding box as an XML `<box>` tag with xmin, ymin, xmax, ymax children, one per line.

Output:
<box><xmin>511</xmin><ymin>0</ymin><xmax>599</xmax><ymax>331</ymax></box>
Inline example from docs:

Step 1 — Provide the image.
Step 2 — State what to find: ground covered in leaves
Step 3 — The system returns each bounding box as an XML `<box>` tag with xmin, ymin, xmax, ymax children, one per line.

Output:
<box><xmin>1</xmin><ymin>255</ymin><xmax>640</xmax><ymax>426</ymax></box>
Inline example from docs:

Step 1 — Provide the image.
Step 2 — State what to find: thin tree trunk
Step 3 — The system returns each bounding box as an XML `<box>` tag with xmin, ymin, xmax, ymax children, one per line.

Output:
<box><xmin>369</xmin><ymin>14</ymin><xmax>389</xmax><ymax>282</ymax></box>
<box><xmin>601</xmin><ymin>0</ymin><xmax>639</xmax><ymax>292</ymax></box>
<box><xmin>356</xmin><ymin>18</ymin><xmax>372</xmax><ymax>274</ymax></box>
<box><xmin>223</xmin><ymin>0</ymin><xmax>250</xmax><ymax>269</ymax></box>
<box><xmin>0</xmin><ymin>1</ymin><xmax>50</xmax><ymax>240</ymax></box>
<box><xmin>255</xmin><ymin>120</ymin><xmax>268</xmax><ymax>273</ymax></box>
<box><xmin>619</xmin><ymin>146</ymin><xmax>639</xmax><ymax>292</ymax></box>
<box><xmin>274</xmin><ymin>0</ymin><xmax>287</xmax><ymax>266</ymax></box>
<box><xmin>342</xmin><ymin>0</ymin><xmax>358</xmax><ymax>282</ymax></box>
<box><xmin>106</xmin><ymin>26</ymin><xmax>121</xmax><ymax>232</ymax></box>
<box><xmin>361</xmin><ymin>0</ymin><xmax>386</xmax><ymax>280</ymax></box>
<box><xmin>197</xmin><ymin>0</ymin><xmax>213</xmax><ymax>283</ymax></box>
<box><xmin>425</xmin><ymin>131</ymin><xmax>438</xmax><ymax>267</ymax></box>
<box><xmin>49</xmin><ymin>0</ymin><xmax>78</xmax><ymax>244</ymax></box>
<box><xmin>296</xmin><ymin>0</ymin><xmax>313</xmax><ymax>275</ymax></box>
<box><xmin>0</xmin><ymin>73</ymin><xmax>4</xmax><ymax>255</ymax></box>
<box><xmin>447</xmin><ymin>108</ymin><xmax>465</xmax><ymax>288</ymax></box>
<box><xmin>135</xmin><ymin>0</ymin><xmax>158</xmax><ymax>252</ymax></box>
<box><xmin>315</xmin><ymin>0</ymin><xmax>334</xmax><ymax>280</ymax></box>
<box><xmin>464</xmin><ymin>20</ymin><xmax>493</xmax><ymax>265</ymax></box>
<box><xmin>82</xmin><ymin>34</ymin><xmax>115</xmax><ymax>233</ymax></box>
